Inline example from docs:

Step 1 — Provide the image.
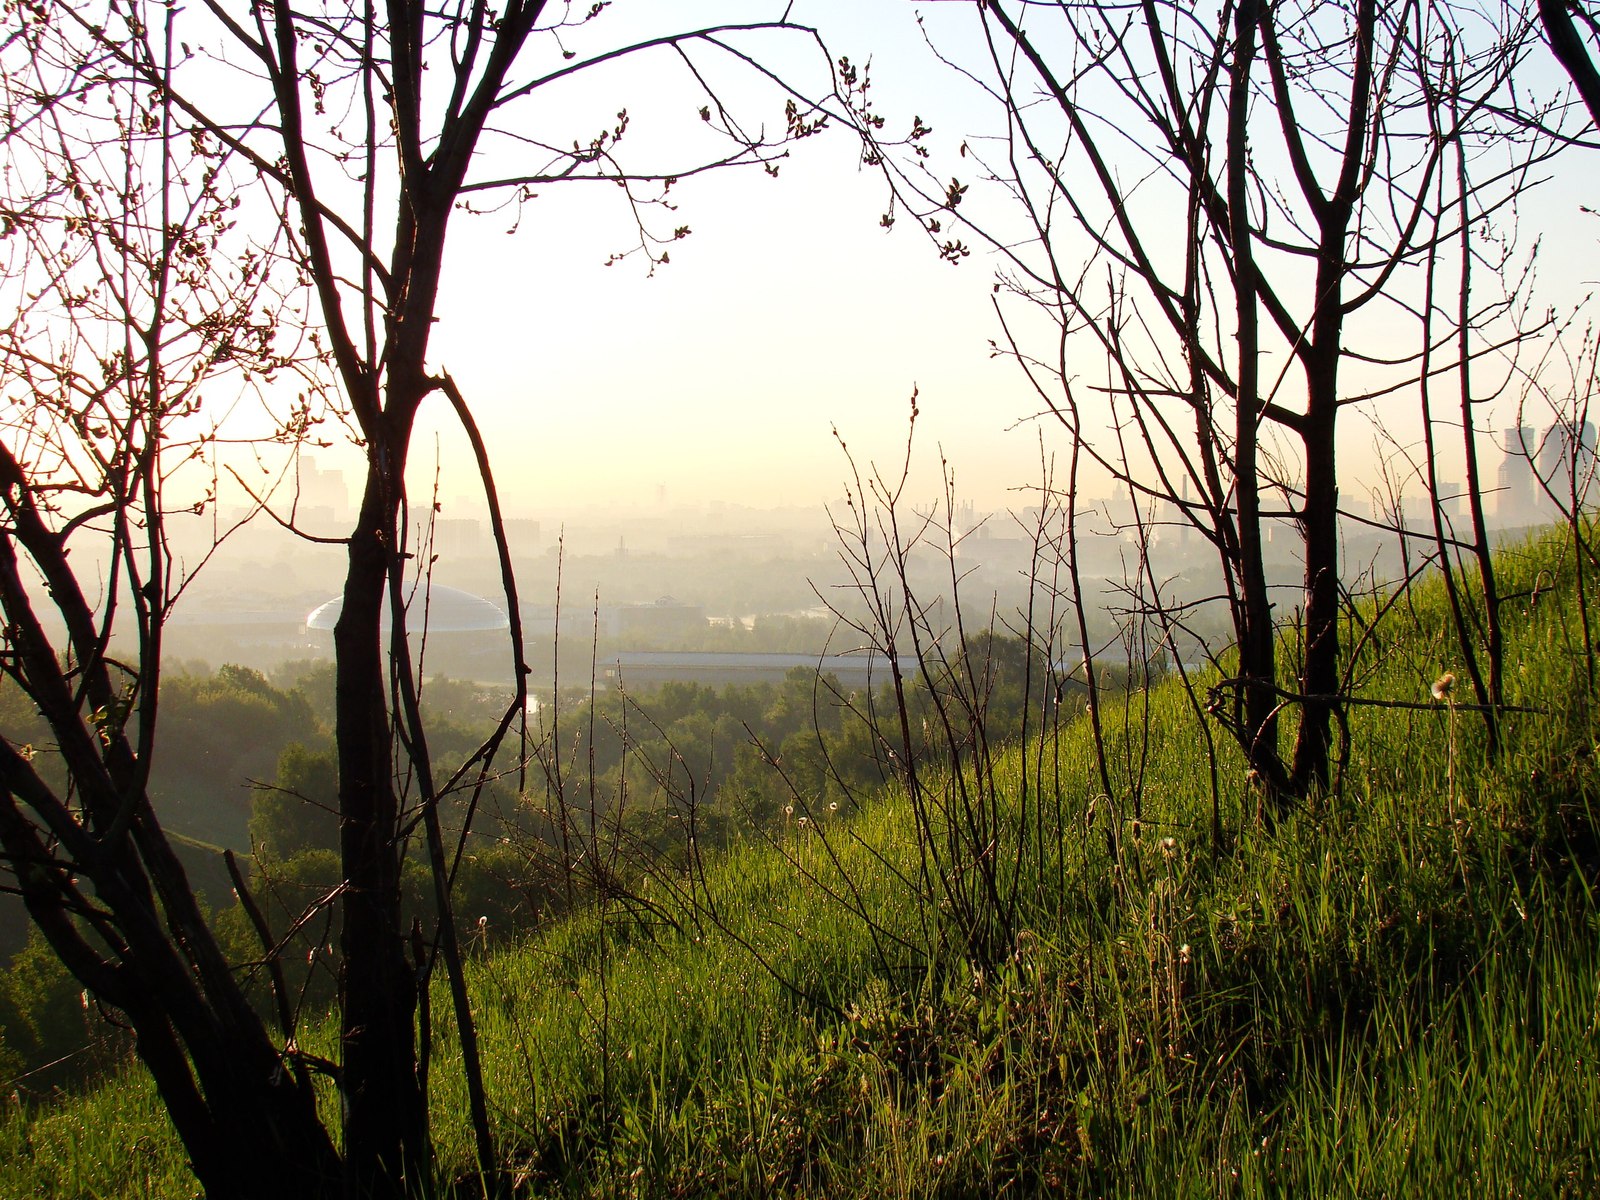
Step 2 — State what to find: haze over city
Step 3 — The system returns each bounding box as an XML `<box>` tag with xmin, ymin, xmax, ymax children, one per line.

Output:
<box><xmin>165</xmin><ymin>0</ymin><xmax>1598</xmax><ymax>637</ymax></box>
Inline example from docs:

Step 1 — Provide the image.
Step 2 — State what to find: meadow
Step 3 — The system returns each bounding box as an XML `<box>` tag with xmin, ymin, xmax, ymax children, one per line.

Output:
<box><xmin>4</xmin><ymin>527</ymin><xmax>1597</xmax><ymax>1198</ymax></box>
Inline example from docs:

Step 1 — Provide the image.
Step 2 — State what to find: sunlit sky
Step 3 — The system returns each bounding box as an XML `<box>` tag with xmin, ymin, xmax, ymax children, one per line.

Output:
<box><xmin>403</xmin><ymin>1</ymin><xmax>1040</xmax><ymax>519</ymax></box>
<box><xmin>252</xmin><ymin>1</ymin><xmax>1596</xmax><ymax>524</ymax></box>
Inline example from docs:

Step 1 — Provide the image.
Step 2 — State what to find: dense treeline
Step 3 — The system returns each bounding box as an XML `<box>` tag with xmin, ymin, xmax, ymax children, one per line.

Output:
<box><xmin>549</xmin><ymin>631</ymin><xmax>1091</xmax><ymax>840</ymax></box>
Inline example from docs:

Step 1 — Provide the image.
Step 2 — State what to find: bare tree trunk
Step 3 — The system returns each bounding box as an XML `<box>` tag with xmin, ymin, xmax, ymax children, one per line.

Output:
<box><xmin>1228</xmin><ymin>0</ymin><xmax>1289</xmax><ymax>809</ymax></box>
<box><xmin>1278</xmin><ymin>0</ymin><xmax>1375</xmax><ymax>794</ymax></box>
<box><xmin>1294</xmin><ymin>395</ymin><xmax>1342</xmax><ymax>792</ymax></box>
<box><xmin>335</xmin><ymin>465</ymin><xmax>428</xmax><ymax>1193</ymax></box>
<box><xmin>1540</xmin><ymin>0</ymin><xmax>1600</xmax><ymax>127</ymax></box>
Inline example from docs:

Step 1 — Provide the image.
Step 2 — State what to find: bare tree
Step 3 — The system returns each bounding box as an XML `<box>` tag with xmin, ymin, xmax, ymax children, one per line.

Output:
<box><xmin>852</xmin><ymin>0</ymin><xmax>1548</xmax><ymax>815</ymax></box>
<box><xmin>3</xmin><ymin>0</ymin><xmax>837</xmax><ymax>1193</ymax></box>
<box><xmin>0</xmin><ymin>13</ymin><xmax>342</xmax><ymax>1195</ymax></box>
<box><xmin>1539</xmin><ymin>0</ymin><xmax>1600</xmax><ymax>124</ymax></box>
<box><xmin>1514</xmin><ymin>317</ymin><xmax>1600</xmax><ymax>689</ymax></box>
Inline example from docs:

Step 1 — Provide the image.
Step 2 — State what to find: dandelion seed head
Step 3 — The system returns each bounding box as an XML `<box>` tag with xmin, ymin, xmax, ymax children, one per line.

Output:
<box><xmin>1431</xmin><ymin>672</ymin><xmax>1456</xmax><ymax>701</ymax></box>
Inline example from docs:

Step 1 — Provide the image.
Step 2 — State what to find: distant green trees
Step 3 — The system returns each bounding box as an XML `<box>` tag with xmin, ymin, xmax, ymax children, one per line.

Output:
<box><xmin>251</xmin><ymin>744</ymin><xmax>341</xmax><ymax>862</ymax></box>
<box><xmin>0</xmin><ymin>638</ymin><xmax>1088</xmax><ymax>1098</ymax></box>
<box><xmin>548</xmin><ymin>670</ymin><xmax>879</xmax><ymax>845</ymax></box>
<box><xmin>0</xmin><ymin>929</ymin><xmax>120</xmax><ymax>1090</ymax></box>
<box><xmin>538</xmin><ymin>637</ymin><xmax>1092</xmax><ymax>863</ymax></box>
<box><xmin>150</xmin><ymin>666</ymin><xmax>324</xmax><ymax>848</ymax></box>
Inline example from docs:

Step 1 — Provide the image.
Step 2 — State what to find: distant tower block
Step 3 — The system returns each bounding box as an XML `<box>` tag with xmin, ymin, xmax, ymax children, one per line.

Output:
<box><xmin>295</xmin><ymin>454</ymin><xmax>350</xmax><ymax>519</ymax></box>
<box><xmin>503</xmin><ymin>518</ymin><xmax>540</xmax><ymax>559</ymax></box>
<box><xmin>1538</xmin><ymin>420</ymin><xmax>1598</xmax><ymax>507</ymax></box>
<box><xmin>1432</xmin><ymin>480</ymin><xmax>1463</xmax><ymax>525</ymax></box>
<box><xmin>1497</xmin><ymin>425</ymin><xmax>1540</xmax><ymax>527</ymax></box>
<box><xmin>434</xmin><ymin>517</ymin><xmax>482</xmax><ymax>557</ymax></box>
<box><xmin>656</xmin><ymin>483</ymin><xmax>667</xmax><ymax>508</ymax></box>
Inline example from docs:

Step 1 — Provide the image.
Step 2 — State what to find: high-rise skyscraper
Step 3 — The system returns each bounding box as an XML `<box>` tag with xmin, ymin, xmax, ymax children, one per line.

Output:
<box><xmin>1537</xmin><ymin>419</ymin><xmax>1597</xmax><ymax>509</ymax></box>
<box><xmin>1498</xmin><ymin>426</ymin><xmax>1540</xmax><ymax>526</ymax></box>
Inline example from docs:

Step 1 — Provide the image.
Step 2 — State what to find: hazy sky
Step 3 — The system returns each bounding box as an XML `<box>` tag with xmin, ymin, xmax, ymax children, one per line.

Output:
<box><xmin>399</xmin><ymin>2</ymin><xmax>1039</xmax><ymax>518</ymax></box>
<box><xmin>244</xmin><ymin>1</ymin><xmax>1597</xmax><ymax>525</ymax></box>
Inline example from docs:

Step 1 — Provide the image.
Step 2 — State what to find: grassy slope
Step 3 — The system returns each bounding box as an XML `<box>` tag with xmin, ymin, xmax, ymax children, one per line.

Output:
<box><xmin>5</xmin><ymin>531</ymin><xmax>1599</xmax><ymax>1198</ymax></box>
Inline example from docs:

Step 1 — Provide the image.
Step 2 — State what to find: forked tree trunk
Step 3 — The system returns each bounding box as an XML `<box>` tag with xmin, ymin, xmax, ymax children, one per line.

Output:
<box><xmin>1282</xmin><ymin>0</ymin><xmax>1375</xmax><ymax>797</ymax></box>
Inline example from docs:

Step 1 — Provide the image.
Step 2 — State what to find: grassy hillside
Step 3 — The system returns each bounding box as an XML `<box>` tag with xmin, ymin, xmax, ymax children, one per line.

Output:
<box><xmin>5</xmin><ymin>531</ymin><xmax>1598</xmax><ymax>1197</ymax></box>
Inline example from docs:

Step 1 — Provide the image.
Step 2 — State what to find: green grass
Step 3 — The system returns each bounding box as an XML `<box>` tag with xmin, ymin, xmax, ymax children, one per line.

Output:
<box><xmin>6</xmin><ymin>529</ymin><xmax>1599</xmax><ymax>1197</ymax></box>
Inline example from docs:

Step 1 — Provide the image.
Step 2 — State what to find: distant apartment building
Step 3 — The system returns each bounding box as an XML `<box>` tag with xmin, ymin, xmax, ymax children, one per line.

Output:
<box><xmin>1537</xmin><ymin>419</ymin><xmax>1597</xmax><ymax>508</ymax></box>
<box><xmin>427</xmin><ymin>516</ymin><xmax>538</xmax><ymax>561</ymax></box>
<box><xmin>293</xmin><ymin>455</ymin><xmax>349</xmax><ymax>518</ymax></box>
<box><xmin>1156</xmin><ymin>479</ymin><xmax>1198</xmax><ymax>545</ymax></box>
<box><xmin>504</xmin><ymin>518</ymin><xmax>540</xmax><ymax>560</ymax></box>
<box><xmin>1498</xmin><ymin>425</ymin><xmax>1541</xmax><ymax>527</ymax></box>
<box><xmin>1498</xmin><ymin>421</ymin><xmax>1595</xmax><ymax>526</ymax></box>
<box><xmin>434</xmin><ymin>517</ymin><xmax>482</xmax><ymax>557</ymax></box>
<box><xmin>1383</xmin><ymin>479</ymin><xmax>1463</xmax><ymax>531</ymax></box>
